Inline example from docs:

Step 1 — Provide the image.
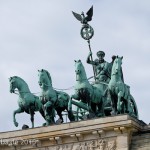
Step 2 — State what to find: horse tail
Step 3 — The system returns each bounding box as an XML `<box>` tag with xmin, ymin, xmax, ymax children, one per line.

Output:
<box><xmin>130</xmin><ymin>95</ymin><xmax>139</xmax><ymax>119</ymax></box>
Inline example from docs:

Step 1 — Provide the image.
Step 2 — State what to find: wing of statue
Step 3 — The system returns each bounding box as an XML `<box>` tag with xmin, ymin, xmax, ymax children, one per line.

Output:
<box><xmin>72</xmin><ymin>11</ymin><xmax>82</xmax><ymax>22</ymax></box>
<box><xmin>86</xmin><ymin>6</ymin><xmax>93</xmax><ymax>21</ymax></box>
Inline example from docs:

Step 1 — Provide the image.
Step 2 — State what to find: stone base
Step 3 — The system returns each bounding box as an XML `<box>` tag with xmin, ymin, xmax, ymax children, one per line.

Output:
<box><xmin>0</xmin><ymin>115</ymin><xmax>148</xmax><ymax>150</ymax></box>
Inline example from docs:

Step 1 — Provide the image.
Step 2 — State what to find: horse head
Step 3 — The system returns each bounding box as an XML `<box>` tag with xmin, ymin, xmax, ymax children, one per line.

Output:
<box><xmin>74</xmin><ymin>60</ymin><xmax>87</xmax><ymax>81</ymax></box>
<box><xmin>9</xmin><ymin>76</ymin><xmax>18</xmax><ymax>93</ymax></box>
<box><xmin>9</xmin><ymin>76</ymin><xmax>29</xmax><ymax>94</ymax></box>
<box><xmin>38</xmin><ymin>69</ymin><xmax>52</xmax><ymax>88</ymax></box>
<box><xmin>112</xmin><ymin>56</ymin><xmax>123</xmax><ymax>75</ymax></box>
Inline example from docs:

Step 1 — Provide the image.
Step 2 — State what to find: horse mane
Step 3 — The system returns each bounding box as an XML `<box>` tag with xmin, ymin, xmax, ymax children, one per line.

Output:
<box><xmin>77</xmin><ymin>61</ymin><xmax>87</xmax><ymax>79</ymax></box>
<box><xmin>43</xmin><ymin>69</ymin><xmax>52</xmax><ymax>85</ymax></box>
<box><xmin>13</xmin><ymin>76</ymin><xmax>26</xmax><ymax>83</ymax></box>
<box><xmin>12</xmin><ymin>76</ymin><xmax>29</xmax><ymax>87</ymax></box>
<box><xmin>80</xmin><ymin>62</ymin><xmax>86</xmax><ymax>74</ymax></box>
<box><xmin>111</xmin><ymin>57</ymin><xmax>124</xmax><ymax>82</ymax></box>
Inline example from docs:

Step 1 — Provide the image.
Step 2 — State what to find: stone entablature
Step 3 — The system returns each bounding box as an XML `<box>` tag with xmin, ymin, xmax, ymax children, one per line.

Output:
<box><xmin>0</xmin><ymin>115</ymin><xmax>147</xmax><ymax>150</ymax></box>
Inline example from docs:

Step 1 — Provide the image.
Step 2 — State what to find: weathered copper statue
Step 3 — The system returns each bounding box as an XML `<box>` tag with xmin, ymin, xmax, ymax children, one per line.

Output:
<box><xmin>9</xmin><ymin>76</ymin><xmax>45</xmax><ymax>128</ymax></box>
<box><xmin>9</xmin><ymin>6</ymin><xmax>139</xmax><ymax>129</ymax></box>
<box><xmin>38</xmin><ymin>69</ymin><xmax>75</xmax><ymax>125</ymax></box>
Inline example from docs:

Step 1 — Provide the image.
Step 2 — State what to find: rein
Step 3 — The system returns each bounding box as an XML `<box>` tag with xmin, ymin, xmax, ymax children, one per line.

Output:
<box><xmin>40</xmin><ymin>76</ymin><xmax>108</xmax><ymax>91</ymax></box>
<box><xmin>40</xmin><ymin>82</ymin><xmax>74</xmax><ymax>91</ymax></box>
<box><xmin>13</xmin><ymin>90</ymin><xmax>40</xmax><ymax>95</ymax></box>
<box><xmin>12</xmin><ymin>75</ymin><xmax>108</xmax><ymax>95</ymax></box>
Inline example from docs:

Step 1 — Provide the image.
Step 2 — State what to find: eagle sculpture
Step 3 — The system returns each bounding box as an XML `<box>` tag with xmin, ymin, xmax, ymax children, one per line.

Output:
<box><xmin>72</xmin><ymin>6</ymin><xmax>93</xmax><ymax>25</ymax></box>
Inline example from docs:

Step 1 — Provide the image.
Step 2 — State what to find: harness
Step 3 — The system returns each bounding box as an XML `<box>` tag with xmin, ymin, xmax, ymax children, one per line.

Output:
<box><xmin>96</xmin><ymin>62</ymin><xmax>111</xmax><ymax>81</ymax></box>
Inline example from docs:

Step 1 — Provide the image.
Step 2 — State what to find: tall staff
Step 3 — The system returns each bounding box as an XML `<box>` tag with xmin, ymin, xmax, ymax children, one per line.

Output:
<box><xmin>72</xmin><ymin>6</ymin><xmax>96</xmax><ymax>80</ymax></box>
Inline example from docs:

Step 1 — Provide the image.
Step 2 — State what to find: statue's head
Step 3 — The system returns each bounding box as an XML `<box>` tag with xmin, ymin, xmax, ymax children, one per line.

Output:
<box><xmin>96</xmin><ymin>51</ymin><xmax>105</xmax><ymax>60</ymax></box>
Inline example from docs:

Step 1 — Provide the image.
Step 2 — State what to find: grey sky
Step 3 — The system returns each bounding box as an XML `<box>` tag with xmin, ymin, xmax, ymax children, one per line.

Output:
<box><xmin>0</xmin><ymin>0</ymin><xmax>150</xmax><ymax>132</ymax></box>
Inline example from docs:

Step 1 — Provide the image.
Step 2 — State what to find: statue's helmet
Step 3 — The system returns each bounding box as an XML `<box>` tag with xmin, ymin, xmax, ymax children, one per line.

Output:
<box><xmin>96</xmin><ymin>51</ymin><xmax>105</xmax><ymax>57</ymax></box>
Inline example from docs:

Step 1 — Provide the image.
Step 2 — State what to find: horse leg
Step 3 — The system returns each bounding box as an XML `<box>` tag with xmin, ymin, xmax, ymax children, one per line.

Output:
<box><xmin>39</xmin><ymin>107</ymin><xmax>47</xmax><ymax>126</ymax></box>
<box><xmin>39</xmin><ymin>108</ymin><xmax>46</xmax><ymax>120</ymax></box>
<box><xmin>88</xmin><ymin>102</ymin><xmax>96</xmax><ymax>118</ymax></box>
<box><xmin>122</xmin><ymin>99</ymin><xmax>127</xmax><ymax>113</ymax></box>
<box><xmin>117</xmin><ymin>91</ymin><xmax>123</xmax><ymax>113</ymax></box>
<box><xmin>76</xmin><ymin>107</ymin><xmax>79</xmax><ymax>121</ymax></box>
<box><xmin>120</xmin><ymin>100</ymin><xmax>124</xmax><ymax>113</ymax></box>
<box><xmin>68</xmin><ymin>97</ymin><xmax>73</xmax><ymax>111</ymax></box>
<box><xmin>56</xmin><ymin>109</ymin><xmax>64</xmax><ymax>123</ymax></box>
<box><xmin>66</xmin><ymin>107</ymin><xmax>75</xmax><ymax>122</ymax></box>
<box><xmin>97</xmin><ymin>97</ymin><xmax>105</xmax><ymax>117</ymax></box>
<box><xmin>30</xmin><ymin>113</ymin><xmax>34</xmax><ymax>128</ymax></box>
<box><xmin>29</xmin><ymin>108</ymin><xmax>35</xmax><ymax>128</ymax></box>
<box><xmin>125</xmin><ymin>96</ymin><xmax>131</xmax><ymax>114</ymax></box>
<box><xmin>107</xmin><ymin>90</ymin><xmax>116</xmax><ymax>115</ymax></box>
<box><xmin>111</xmin><ymin>98</ymin><xmax>116</xmax><ymax>115</ymax></box>
<box><xmin>90</xmin><ymin>102</ymin><xmax>96</xmax><ymax>113</ymax></box>
<box><xmin>44</xmin><ymin>101</ymin><xmax>55</xmax><ymax>126</ymax></box>
<box><xmin>13</xmin><ymin>108</ymin><xmax>24</xmax><ymax>127</ymax></box>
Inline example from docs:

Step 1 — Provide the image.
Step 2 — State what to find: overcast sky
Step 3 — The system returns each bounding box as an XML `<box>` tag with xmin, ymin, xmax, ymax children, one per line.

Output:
<box><xmin>0</xmin><ymin>0</ymin><xmax>150</xmax><ymax>132</ymax></box>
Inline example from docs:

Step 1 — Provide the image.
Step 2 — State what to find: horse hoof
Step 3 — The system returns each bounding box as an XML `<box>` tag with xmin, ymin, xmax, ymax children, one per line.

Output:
<box><xmin>22</xmin><ymin>124</ymin><xmax>29</xmax><ymax>130</ymax></box>
<box><xmin>56</xmin><ymin>119</ymin><xmax>63</xmax><ymax>125</ymax></box>
<box><xmin>110</xmin><ymin>111</ymin><xmax>116</xmax><ymax>116</ymax></box>
<box><xmin>117</xmin><ymin>107</ymin><xmax>121</xmax><ymax>112</ymax></box>
<box><xmin>82</xmin><ymin>115</ymin><xmax>88</xmax><ymax>120</ymax></box>
<box><xmin>42</xmin><ymin>123</ymin><xmax>47</xmax><ymax>126</ymax></box>
<box><xmin>97</xmin><ymin>113</ymin><xmax>104</xmax><ymax>117</ymax></box>
<box><xmin>14</xmin><ymin>122</ymin><xmax>18</xmax><ymax>127</ymax></box>
<box><xmin>88</xmin><ymin>113</ymin><xmax>96</xmax><ymax>119</ymax></box>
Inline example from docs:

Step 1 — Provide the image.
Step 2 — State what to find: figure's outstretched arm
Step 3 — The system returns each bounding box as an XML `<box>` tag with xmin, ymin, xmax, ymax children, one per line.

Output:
<box><xmin>86</xmin><ymin>52</ymin><xmax>96</xmax><ymax>65</ymax></box>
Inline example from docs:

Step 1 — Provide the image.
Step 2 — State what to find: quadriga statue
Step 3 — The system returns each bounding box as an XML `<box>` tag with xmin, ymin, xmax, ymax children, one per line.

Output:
<box><xmin>9</xmin><ymin>76</ymin><xmax>46</xmax><ymax>128</ymax></box>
